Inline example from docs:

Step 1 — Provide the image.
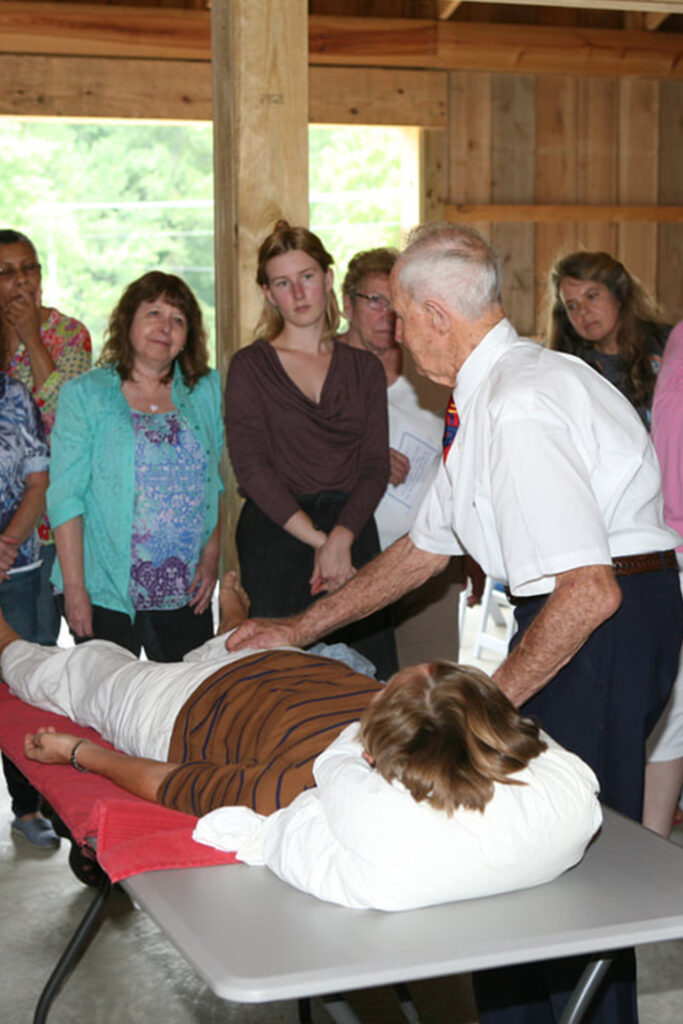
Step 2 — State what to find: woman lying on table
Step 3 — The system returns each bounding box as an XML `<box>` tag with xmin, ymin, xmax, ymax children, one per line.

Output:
<box><xmin>1</xmin><ymin>575</ymin><xmax>601</xmax><ymax>912</ymax></box>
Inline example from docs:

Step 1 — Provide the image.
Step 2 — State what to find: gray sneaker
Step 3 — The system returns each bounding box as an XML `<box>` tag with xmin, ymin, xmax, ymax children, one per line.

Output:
<box><xmin>11</xmin><ymin>815</ymin><xmax>61</xmax><ymax>850</ymax></box>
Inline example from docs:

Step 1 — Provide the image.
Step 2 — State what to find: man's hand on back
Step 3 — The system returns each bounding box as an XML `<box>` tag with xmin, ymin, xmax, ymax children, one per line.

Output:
<box><xmin>226</xmin><ymin>616</ymin><xmax>304</xmax><ymax>652</ymax></box>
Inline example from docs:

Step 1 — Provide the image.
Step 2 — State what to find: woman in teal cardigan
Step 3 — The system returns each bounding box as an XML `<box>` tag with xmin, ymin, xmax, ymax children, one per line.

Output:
<box><xmin>48</xmin><ymin>272</ymin><xmax>224</xmax><ymax>661</ymax></box>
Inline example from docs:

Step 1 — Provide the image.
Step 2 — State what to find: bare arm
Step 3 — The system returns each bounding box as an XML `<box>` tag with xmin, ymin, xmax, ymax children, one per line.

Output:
<box><xmin>493</xmin><ymin>564</ymin><xmax>622</xmax><ymax>707</ymax></box>
<box><xmin>227</xmin><ymin>535</ymin><xmax>449</xmax><ymax>651</ymax></box>
<box><xmin>24</xmin><ymin>728</ymin><xmax>176</xmax><ymax>804</ymax></box>
<box><xmin>282</xmin><ymin>509</ymin><xmax>327</xmax><ymax>550</ymax></box>
<box><xmin>188</xmin><ymin>522</ymin><xmax>221</xmax><ymax>615</ymax></box>
<box><xmin>0</xmin><ymin>470</ymin><xmax>48</xmax><ymax>579</ymax></box>
<box><xmin>0</xmin><ymin>468</ymin><xmax>47</xmax><ymax>581</ymax></box>
<box><xmin>3</xmin><ymin>292</ymin><xmax>56</xmax><ymax>391</ymax></box>
<box><xmin>53</xmin><ymin>516</ymin><xmax>93</xmax><ymax>637</ymax></box>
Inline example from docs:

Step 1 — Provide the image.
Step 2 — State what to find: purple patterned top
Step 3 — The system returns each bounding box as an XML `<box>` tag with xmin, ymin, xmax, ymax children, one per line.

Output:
<box><xmin>129</xmin><ymin>410</ymin><xmax>207</xmax><ymax>611</ymax></box>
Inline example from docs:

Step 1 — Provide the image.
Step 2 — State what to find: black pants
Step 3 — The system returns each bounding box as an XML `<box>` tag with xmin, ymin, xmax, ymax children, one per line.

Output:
<box><xmin>57</xmin><ymin>599</ymin><xmax>214</xmax><ymax>663</ymax></box>
<box><xmin>473</xmin><ymin>567</ymin><xmax>683</xmax><ymax>1024</ymax></box>
<box><xmin>237</xmin><ymin>493</ymin><xmax>398</xmax><ymax>681</ymax></box>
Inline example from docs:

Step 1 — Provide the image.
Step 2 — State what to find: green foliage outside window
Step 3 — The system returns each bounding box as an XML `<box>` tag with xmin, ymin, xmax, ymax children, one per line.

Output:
<box><xmin>0</xmin><ymin>121</ymin><xmax>405</xmax><ymax>358</ymax></box>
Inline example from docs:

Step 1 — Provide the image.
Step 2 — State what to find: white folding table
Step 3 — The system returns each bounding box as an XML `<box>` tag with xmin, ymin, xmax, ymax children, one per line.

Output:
<box><xmin>35</xmin><ymin>808</ymin><xmax>683</xmax><ymax>1023</ymax></box>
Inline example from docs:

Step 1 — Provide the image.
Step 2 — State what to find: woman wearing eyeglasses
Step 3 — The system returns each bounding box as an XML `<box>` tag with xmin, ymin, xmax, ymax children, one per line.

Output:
<box><xmin>0</xmin><ymin>228</ymin><xmax>91</xmax><ymax>849</ymax></box>
<box><xmin>224</xmin><ymin>221</ymin><xmax>397</xmax><ymax>680</ymax></box>
<box><xmin>0</xmin><ymin>229</ymin><xmax>92</xmax><ymax>647</ymax></box>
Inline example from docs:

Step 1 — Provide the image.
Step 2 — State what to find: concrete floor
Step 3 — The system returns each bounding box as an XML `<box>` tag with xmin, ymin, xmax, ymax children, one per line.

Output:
<box><xmin>1</xmin><ymin>601</ymin><xmax>683</xmax><ymax>1023</ymax></box>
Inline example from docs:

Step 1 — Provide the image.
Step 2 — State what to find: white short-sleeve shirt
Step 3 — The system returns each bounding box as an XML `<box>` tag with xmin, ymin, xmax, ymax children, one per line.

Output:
<box><xmin>410</xmin><ymin>319</ymin><xmax>680</xmax><ymax>597</ymax></box>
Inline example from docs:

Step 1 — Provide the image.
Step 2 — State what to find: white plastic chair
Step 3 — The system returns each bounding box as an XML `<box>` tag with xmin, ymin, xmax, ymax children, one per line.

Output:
<box><xmin>473</xmin><ymin>576</ymin><xmax>515</xmax><ymax>660</ymax></box>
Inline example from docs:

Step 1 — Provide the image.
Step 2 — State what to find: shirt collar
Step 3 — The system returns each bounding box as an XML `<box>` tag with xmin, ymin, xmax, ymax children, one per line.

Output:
<box><xmin>453</xmin><ymin>318</ymin><xmax>518</xmax><ymax>413</ymax></box>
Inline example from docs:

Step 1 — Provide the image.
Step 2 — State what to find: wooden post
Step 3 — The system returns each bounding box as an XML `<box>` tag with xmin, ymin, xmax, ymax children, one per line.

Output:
<box><xmin>211</xmin><ymin>0</ymin><xmax>309</xmax><ymax>573</ymax></box>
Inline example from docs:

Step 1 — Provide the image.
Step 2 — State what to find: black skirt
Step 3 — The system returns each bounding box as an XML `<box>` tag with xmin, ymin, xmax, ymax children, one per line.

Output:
<box><xmin>236</xmin><ymin>492</ymin><xmax>398</xmax><ymax>681</ymax></box>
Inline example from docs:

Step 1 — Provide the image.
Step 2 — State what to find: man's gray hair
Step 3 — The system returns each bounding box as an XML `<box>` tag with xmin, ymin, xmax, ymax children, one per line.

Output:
<box><xmin>396</xmin><ymin>223</ymin><xmax>502</xmax><ymax>321</ymax></box>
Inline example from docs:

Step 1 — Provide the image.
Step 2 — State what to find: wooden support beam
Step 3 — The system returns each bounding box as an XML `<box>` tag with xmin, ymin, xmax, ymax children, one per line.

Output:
<box><xmin>0</xmin><ymin>1</ymin><xmax>210</xmax><ymax>59</ymax></box>
<box><xmin>462</xmin><ymin>0</ymin><xmax>682</xmax><ymax>9</ymax></box>
<box><xmin>2</xmin><ymin>7</ymin><xmax>683</xmax><ymax>81</ymax></box>
<box><xmin>437</xmin><ymin>1</ymin><xmax>462</xmax><ymax>18</ymax></box>
<box><xmin>309</xmin><ymin>17</ymin><xmax>683</xmax><ymax>79</ymax></box>
<box><xmin>645</xmin><ymin>12</ymin><xmax>671</xmax><ymax>28</ymax></box>
<box><xmin>444</xmin><ymin>203</ymin><xmax>683</xmax><ymax>222</ymax></box>
<box><xmin>212</xmin><ymin>0</ymin><xmax>308</xmax><ymax>569</ymax></box>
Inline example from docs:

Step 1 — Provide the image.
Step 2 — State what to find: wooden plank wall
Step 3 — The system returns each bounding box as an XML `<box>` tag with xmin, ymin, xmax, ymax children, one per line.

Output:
<box><xmin>445</xmin><ymin>72</ymin><xmax>683</xmax><ymax>335</ymax></box>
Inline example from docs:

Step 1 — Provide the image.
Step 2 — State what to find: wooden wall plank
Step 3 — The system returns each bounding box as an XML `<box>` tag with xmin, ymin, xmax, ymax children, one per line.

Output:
<box><xmin>535</xmin><ymin>75</ymin><xmax>577</xmax><ymax>332</ymax></box>
<box><xmin>576</xmin><ymin>77</ymin><xmax>618</xmax><ymax>253</ymax></box>
<box><xmin>308</xmin><ymin>66</ymin><xmax>447</xmax><ymax>126</ymax></box>
<box><xmin>491</xmin><ymin>74</ymin><xmax>536</xmax><ymax>336</ymax></box>
<box><xmin>657</xmin><ymin>78</ymin><xmax>683</xmax><ymax>323</ymax></box>
<box><xmin>0</xmin><ymin>56</ymin><xmax>448</xmax><ymax>124</ymax></box>
<box><xmin>447</xmin><ymin>71</ymin><xmax>492</xmax><ymax>239</ymax></box>
<box><xmin>444</xmin><ymin>203</ymin><xmax>683</xmax><ymax>222</ymax></box>
<box><xmin>420</xmin><ymin>128</ymin><xmax>447</xmax><ymax>222</ymax></box>
<box><xmin>0</xmin><ymin>53</ymin><xmax>212</xmax><ymax>118</ymax></box>
<box><xmin>618</xmin><ymin>77</ymin><xmax>659</xmax><ymax>296</ymax></box>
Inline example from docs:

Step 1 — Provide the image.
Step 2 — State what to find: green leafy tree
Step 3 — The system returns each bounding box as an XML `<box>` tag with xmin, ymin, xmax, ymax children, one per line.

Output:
<box><xmin>0</xmin><ymin>122</ymin><xmax>406</xmax><ymax>355</ymax></box>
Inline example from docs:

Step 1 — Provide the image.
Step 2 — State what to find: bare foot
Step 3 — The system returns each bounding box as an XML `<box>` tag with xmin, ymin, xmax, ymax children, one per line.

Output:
<box><xmin>217</xmin><ymin>571</ymin><xmax>250</xmax><ymax>635</ymax></box>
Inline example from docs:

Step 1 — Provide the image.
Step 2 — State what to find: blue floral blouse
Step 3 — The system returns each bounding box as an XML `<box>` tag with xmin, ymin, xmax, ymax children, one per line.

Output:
<box><xmin>0</xmin><ymin>373</ymin><xmax>49</xmax><ymax>570</ymax></box>
<box><xmin>129</xmin><ymin>410</ymin><xmax>207</xmax><ymax>611</ymax></box>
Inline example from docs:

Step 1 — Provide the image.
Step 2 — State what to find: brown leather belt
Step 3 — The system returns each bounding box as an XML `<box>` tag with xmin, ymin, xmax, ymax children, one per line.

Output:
<box><xmin>611</xmin><ymin>549</ymin><xmax>677</xmax><ymax>576</ymax></box>
<box><xmin>508</xmin><ymin>548</ymin><xmax>677</xmax><ymax>605</ymax></box>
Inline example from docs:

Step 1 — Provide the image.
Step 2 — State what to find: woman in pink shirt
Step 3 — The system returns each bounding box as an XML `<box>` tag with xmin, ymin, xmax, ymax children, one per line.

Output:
<box><xmin>644</xmin><ymin>320</ymin><xmax>683</xmax><ymax>836</ymax></box>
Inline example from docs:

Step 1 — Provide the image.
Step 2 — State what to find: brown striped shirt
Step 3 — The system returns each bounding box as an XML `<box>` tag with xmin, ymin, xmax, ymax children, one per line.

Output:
<box><xmin>157</xmin><ymin>650</ymin><xmax>381</xmax><ymax>817</ymax></box>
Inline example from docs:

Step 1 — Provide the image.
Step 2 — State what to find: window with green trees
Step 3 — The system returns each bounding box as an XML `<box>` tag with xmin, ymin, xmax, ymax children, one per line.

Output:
<box><xmin>0</xmin><ymin>121</ymin><xmax>412</xmax><ymax>358</ymax></box>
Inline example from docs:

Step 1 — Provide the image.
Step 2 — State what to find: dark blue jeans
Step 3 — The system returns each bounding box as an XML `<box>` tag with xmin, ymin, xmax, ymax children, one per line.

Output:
<box><xmin>34</xmin><ymin>544</ymin><xmax>61</xmax><ymax>647</ymax></box>
<box><xmin>0</xmin><ymin>567</ymin><xmax>43</xmax><ymax>816</ymax></box>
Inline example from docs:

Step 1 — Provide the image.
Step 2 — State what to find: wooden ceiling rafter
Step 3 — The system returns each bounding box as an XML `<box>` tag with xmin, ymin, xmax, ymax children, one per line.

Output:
<box><xmin>437</xmin><ymin>1</ymin><xmax>462</xmax><ymax>18</ymax></box>
<box><xmin>645</xmin><ymin>12</ymin><xmax>671</xmax><ymax>26</ymax></box>
<box><xmin>0</xmin><ymin>3</ymin><xmax>682</xmax><ymax>79</ymax></box>
<box><xmin>458</xmin><ymin>0</ymin><xmax>681</xmax><ymax>11</ymax></box>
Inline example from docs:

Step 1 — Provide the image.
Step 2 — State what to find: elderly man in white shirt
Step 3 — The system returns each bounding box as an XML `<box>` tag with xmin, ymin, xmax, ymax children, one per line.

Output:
<box><xmin>229</xmin><ymin>222</ymin><xmax>682</xmax><ymax>1024</ymax></box>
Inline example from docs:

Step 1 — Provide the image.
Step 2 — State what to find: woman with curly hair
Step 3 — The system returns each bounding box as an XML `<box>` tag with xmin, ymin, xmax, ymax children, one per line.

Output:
<box><xmin>224</xmin><ymin>221</ymin><xmax>397</xmax><ymax>679</ymax></box>
<box><xmin>547</xmin><ymin>250</ymin><xmax>670</xmax><ymax>428</ymax></box>
<box><xmin>48</xmin><ymin>271</ymin><xmax>223</xmax><ymax>661</ymax></box>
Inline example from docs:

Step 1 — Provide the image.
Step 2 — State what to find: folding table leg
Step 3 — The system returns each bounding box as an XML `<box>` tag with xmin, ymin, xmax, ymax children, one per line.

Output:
<box><xmin>321</xmin><ymin>994</ymin><xmax>365</xmax><ymax>1023</ymax></box>
<box><xmin>559</xmin><ymin>955</ymin><xmax>614</xmax><ymax>1024</ymax></box>
<box><xmin>33</xmin><ymin>873</ymin><xmax>113</xmax><ymax>1024</ymax></box>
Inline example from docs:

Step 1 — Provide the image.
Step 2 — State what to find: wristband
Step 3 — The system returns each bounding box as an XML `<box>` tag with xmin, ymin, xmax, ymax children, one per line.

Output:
<box><xmin>70</xmin><ymin>739</ymin><xmax>89</xmax><ymax>773</ymax></box>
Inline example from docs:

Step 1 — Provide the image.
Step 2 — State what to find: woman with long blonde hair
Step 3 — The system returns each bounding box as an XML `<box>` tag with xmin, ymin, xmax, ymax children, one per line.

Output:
<box><xmin>225</xmin><ymin>221</ymin><xmax>397</xmax><ymax>679</ymax></box>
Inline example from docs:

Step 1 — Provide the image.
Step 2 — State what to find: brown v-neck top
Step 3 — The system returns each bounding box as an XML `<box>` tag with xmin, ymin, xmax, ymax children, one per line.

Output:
<box><xmin>224</xmin><ymin>338</ymin><xmax>389</xmax><ymax>537</ymax></box>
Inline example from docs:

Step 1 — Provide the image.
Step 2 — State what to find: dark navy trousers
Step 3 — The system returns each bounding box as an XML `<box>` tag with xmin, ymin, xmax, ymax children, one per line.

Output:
<box><xmin>473</xmin><ymin>566</ymin><xmax>683</xmax><ymax>1024</ymax></box>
